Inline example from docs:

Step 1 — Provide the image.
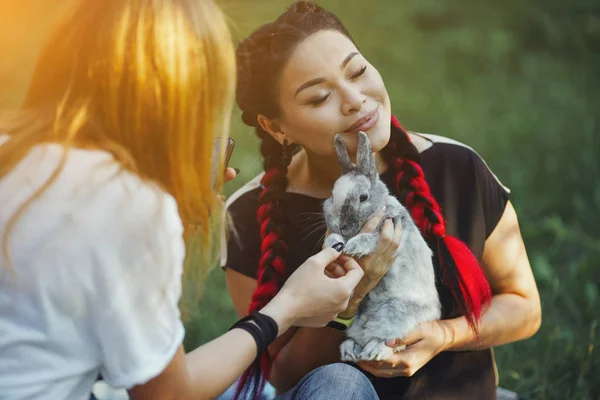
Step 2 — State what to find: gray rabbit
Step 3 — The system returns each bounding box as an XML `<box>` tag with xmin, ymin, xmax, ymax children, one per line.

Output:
<box><xmin>323</xmin><ymin>131</ymin><xmax>442</xmax><ymax>362</ymax></box>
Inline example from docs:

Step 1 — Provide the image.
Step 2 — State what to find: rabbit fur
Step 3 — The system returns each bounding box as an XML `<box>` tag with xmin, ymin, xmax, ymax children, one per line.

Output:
<box><xmin>323</xmin><ymin>131</ymin><xmax>442</xmax><ymax>362</ymax></box>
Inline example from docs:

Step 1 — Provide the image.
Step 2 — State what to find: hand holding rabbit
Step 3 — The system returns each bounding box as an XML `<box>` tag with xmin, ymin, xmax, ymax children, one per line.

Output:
<box><xmin>334</xmin><ymin>214</ymin><xmax>403</xmax><ymax>319</ymax></box>
<box><xmin>357</xmin><ymin>320</ymin><xmax>452</xmax><ymax>377</ymax></box>
<box><xmin>263</xmin><ymin>247</ymin><xmax>365</xmax><ymax>332</ymax></box>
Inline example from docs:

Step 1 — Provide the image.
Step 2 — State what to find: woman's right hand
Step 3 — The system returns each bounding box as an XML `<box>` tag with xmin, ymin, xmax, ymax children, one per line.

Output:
<box><xmin>337</xmin><ymin>211</ymin><xmax>403</xmax><ymax>319</ymax></box>
<box><xmin>261</xmin><ymin>247</ymin><xmax>364</xmax><ymax>333</ymax></box>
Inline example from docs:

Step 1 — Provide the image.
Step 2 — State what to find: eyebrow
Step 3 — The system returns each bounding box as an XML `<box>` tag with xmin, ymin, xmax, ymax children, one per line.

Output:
<box><xmin>294</xmin><ymin>52</ymin><xmax>360</xmax><ymax>97</ymax></box>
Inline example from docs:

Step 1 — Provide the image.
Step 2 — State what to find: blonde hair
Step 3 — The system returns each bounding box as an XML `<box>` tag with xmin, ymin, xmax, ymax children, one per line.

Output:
<box><xmin>0</xmin><ymin>0</ymin><xmax>235</xmax><ymax>290</ymax></box>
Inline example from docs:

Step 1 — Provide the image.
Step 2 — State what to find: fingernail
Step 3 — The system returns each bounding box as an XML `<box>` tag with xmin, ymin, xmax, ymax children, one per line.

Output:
<box><xmin>233</xmin><ymin>168</ymin><xmax>240</xmax><ymax>174</ymax></box>
<box><xmin>385</xmin><ymin>339</ymin><xmax>396</xmax><ymax>347</ymax></box>
<box><xmin>332</xmin><ymin>242</ymin><xmax>344</xmax><ymax>252</ymax></box>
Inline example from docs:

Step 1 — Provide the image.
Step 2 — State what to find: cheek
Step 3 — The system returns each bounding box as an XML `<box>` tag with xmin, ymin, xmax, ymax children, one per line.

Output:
<box><xmin>363</xmin><ymin>68</ymin><xmax>392</xmax><ymax>152</ymax></box>
<box><xmin>365</xmin><ymin>67</ymin><xmax>390</xmax><ymax>105</ymax></box>
<box><xmin>281</xmin><ymin>105</ymin><xmax>341</xmax><ymax>155</ymax></box>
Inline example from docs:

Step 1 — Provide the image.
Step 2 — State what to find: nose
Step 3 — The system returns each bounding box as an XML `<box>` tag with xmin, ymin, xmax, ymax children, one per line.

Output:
<box><xmin>340</xmin><ymin>84</ymin><xmax>366</xmax><ymax>116</ymax></box>
<box><xmin>340</xmin><ymin>223</ymin><xmax>353</xmax><ymax>237</ymax></box>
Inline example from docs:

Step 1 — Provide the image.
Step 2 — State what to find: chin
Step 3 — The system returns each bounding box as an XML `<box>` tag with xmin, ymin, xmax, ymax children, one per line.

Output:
<box><xmin>366</xmin><ymin>118</ymin><xmax>391</xmax><ymax>152</ymax></box>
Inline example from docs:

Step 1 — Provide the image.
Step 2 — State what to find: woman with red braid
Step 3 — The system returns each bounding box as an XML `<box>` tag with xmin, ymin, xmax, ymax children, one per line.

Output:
<box><xmin>222</xmin><ymin>2</ymin><xmax>542</xmax><ymax>399</ymax></box>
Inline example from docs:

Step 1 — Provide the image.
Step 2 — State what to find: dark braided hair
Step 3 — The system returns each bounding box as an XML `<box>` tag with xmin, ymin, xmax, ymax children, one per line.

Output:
<box><xmin>235</xmin><ymin>2</ymin><xmax>491</xmax><ymax>397</ymax></box>
<box><xmin>234</xmin><ymin>3</ymin><xmax>352</xmax><ymax>397</ymax></box>
<box><xmin>383</xmin><ymin>116</ymin><xmax>492</xmax><ymax>328</ymax></box>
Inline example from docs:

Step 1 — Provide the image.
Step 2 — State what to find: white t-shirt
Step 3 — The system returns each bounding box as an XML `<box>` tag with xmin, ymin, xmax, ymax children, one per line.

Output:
<box><xmin>0</xmin><ymin>136</ymin><xmax>185</xmax><ymax>399</ymax></box>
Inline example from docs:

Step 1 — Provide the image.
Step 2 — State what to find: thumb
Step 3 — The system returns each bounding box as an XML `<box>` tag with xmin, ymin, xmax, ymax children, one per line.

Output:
<box><xmin>385</xmin><ymin>326</ymin><xmax>422</xmax><ymax>347</ymax></box>
<box><xmin>309</xmin><ymin>247</ymin><xmax>343</xmax><ymax>269</ymax></box>
<box><xmin>337</xmin><ymin>258</ymin><xmax>364</xmax><ymax>288</ymax></box>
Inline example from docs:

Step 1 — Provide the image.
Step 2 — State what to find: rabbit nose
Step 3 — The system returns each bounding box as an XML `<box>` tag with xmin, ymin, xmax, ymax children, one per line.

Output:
<box><xmin>340</xmin><ymin>224</ymin><xmax>352</xmax><ymax>236</ymax></box>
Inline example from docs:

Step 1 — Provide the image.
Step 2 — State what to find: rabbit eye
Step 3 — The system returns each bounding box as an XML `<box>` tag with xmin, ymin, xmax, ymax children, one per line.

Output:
<box><xmin>359</xmin><ymin>194</ymin><xmax>369</xmax><ymax>203</ymax></box>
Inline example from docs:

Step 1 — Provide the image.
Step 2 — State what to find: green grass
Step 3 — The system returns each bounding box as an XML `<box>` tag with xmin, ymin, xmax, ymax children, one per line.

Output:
<box><xmin>184</xmin><ymin>1</ymin><xmax>600</xmax><ymax>399</ymax></box>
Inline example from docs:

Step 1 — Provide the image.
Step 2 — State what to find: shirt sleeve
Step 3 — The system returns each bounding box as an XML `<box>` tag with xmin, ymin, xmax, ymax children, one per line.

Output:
<box><xmin>91</xmin><ymin>176</ymin><xmax>185</xmax><ymax>389</ymax></box>
<box><xmin>220</xmin><ymin>190</ymin><xmax>262</xmax><ymax>280</ymax></box>
<box><xmin>470</xmin><ymin>151</ymin><xmax>511</xmax><ymax>238</ymax></box>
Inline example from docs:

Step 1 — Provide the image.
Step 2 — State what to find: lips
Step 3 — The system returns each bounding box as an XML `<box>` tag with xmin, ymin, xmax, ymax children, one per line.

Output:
<box><xmin>344</xmin><ymin>108</ymin><xmax>380</xmax><ymax>133</ymax></box>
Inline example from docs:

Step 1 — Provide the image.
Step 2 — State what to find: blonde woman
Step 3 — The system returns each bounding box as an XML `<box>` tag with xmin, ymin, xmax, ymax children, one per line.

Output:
<box><xmin>0</xmin><ymin>1</ymin><xmax>374</xmax><ymax>399</ymax></box>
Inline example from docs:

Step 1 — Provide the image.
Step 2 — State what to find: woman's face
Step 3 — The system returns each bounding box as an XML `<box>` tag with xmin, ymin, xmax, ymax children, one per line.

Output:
<box><xmin>273</xmin><ymin>29</ymin><xmax>391</xmax><ymax>156</ymax></box>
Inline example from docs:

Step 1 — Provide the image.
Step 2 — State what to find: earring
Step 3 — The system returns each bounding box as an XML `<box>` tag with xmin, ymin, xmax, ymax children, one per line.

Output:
<box><xmin>281</xmin><ymin>139</ymin><xmax>292</xmax><ymax>167</ymax></box>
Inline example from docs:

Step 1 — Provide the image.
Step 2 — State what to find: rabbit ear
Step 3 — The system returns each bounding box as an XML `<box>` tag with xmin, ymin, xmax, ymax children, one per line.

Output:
<box><xmin>357</xmin><ymin>131</ymin><xmax>376</xmax><ymax>181</ymax></box>
<box><xmin>334</xmin><ymin>134</ymin><xmax>354</xmax><ymax>174</ymax></box>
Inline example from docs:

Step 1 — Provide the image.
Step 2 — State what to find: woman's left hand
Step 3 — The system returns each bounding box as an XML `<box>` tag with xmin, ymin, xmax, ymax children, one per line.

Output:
<box><xmin>224</xmin><ymin>167</ymin><xmax>238</xmax><ymax>183</ymax></box>
<box><xmin>217</xmin><ymin>167</ymin><xmax>239</xmax><ymax>204</ymax></box>
<box><xmin>357</xmin><ymin>320</ymin><xmax>453</xmax><ymax>378</ymax></box>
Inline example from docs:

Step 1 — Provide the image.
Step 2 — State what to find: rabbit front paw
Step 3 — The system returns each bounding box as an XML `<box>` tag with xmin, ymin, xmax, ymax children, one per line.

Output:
<box><xmin>340</xmin><ymin>338</ymin><xmax>363</xmax><ymax>362</ymax></box>
<box><xmin>324</xmin><ymin>233</ymin><xmax>345</xmax><ymax>249</ymax></box>
<box><xmin>343</xmin><ymin>233</ymin><xmax>378</xmax><ymax>258</ymax></box>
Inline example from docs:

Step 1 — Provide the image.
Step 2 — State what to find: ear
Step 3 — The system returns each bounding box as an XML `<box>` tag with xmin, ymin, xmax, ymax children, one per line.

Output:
<box><xmin>257</xmin><ymin>114</ymin><xmax>286</xmax><ymax>144</ymax></box>
<box><xmin>356</xmin><ymin>131</ymin><xmax>376</xmax><ymax>181</ymax></box>
<box><xmin>334</xmin><ymin>134</ymin><xmax>354</xmax><ymax>174</ymax></box>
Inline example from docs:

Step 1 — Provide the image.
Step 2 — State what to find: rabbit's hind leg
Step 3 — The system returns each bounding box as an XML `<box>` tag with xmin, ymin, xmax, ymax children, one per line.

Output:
<box><xmin>360</xmin><ymin>339</ymin><xmax>404</xmax><ymax>361</ymax></box>
<box><xmin>340</xmin><ymin>338</ymin><xmax>363</xmax><ymax>362</ymax></box>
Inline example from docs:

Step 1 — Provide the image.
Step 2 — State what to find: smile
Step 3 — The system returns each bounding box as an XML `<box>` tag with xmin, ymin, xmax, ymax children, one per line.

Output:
<box><xmin>344</xmin><ymin>108</ymin><xmax>379</xmax><ymax>133</ymax></box>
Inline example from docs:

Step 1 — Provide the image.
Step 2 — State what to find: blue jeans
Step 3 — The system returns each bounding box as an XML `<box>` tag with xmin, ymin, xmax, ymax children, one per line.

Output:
<box><xmin>277</xmin><ymin>363</ymin><xmax>379</xmax><ymax>400</ymax></box>
<box><xmin>218</xmin><ymin>363</ymin><xmax>378</xmax><ymax>400</ymax></box>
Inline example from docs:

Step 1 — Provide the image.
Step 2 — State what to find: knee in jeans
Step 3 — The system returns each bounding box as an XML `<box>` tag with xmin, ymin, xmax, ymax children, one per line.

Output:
<box><xmin>310</xmin><ymin>363</ymin><xmax>369</xmax><ymax>386</ymax></box>
<box><xmin>292</xmin><ymin>363</ymin><xmax>377</xmax><ymax>400</ymax></box>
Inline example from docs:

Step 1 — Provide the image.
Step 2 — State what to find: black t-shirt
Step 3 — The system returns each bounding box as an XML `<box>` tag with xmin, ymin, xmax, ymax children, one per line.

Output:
<box><xmin>222</xmin><ymin>132</ymin><xmax>510</xmax><ymax>400</ymax></box>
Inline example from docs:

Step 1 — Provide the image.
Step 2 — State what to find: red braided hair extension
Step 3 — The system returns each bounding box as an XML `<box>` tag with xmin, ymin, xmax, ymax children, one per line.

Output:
<box><xmin>254</xmin><ymin>168</ymin><xmax>289</xmax><ymax>309</ymax></box>
<box><xmin>235</xmin><ymin>137</ymin><xmax>290</xmax><ymax>400</ymax></box>
<box><xmin>389</xmin><ymin>116</ymin><xmax>492</xmax><ymax>334</ymax></box>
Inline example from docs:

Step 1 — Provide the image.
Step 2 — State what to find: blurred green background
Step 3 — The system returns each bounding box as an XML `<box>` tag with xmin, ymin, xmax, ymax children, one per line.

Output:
<box><xmin>1</xmin><ymin>0</ymin><xmax>598</xmax><ymax>399</ymax></box>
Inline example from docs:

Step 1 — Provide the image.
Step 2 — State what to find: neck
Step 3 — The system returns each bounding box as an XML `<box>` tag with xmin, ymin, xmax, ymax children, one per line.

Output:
<box><xmin>286</xmin><ymin>148</ymin><xmax>389</xmax><ymax>198</ymax></box>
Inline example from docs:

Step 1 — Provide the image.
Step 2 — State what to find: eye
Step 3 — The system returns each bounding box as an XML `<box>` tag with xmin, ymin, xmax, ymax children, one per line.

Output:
<box><xmin>350</xmin><ymin>65</ymin><xmax>367</xmax><ymax>80</ymax></box>
<box><xmin>359</xmin><ymin>193</ymin><xmax>368</xmax><ymax>203</ymax></box>
<box><xmin>309</xmin><ymin>93</ymin><xmax>330</xmax><ymax>106</ymax></box>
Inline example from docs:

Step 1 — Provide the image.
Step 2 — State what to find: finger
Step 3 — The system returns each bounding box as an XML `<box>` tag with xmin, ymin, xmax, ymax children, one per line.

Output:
<box><xmin>374</xmin><ymin>218</ymin><xmax>395</xmax><ymax>255</ymax></box>
<box><xmin>325</xmin><ymin>262</ymin><xmax>347</xmax><ymax>278</ymax></box>
<box><xmin>387</xmin><ymin>219</ymin><xmax>403</xmax><ymax>255</ymax></box>
<box><xmin>309</xmin><ymin>247</ymin><xmax>343</xmax><ymax>268</ymax></box>
<box><xmin>357</xmin><ymin>362</ymin><xmax>377</xmax><ymax>374</ymax></box>
<box><xmin>332</xmin><ymin>265</ymin><xmax>347</xmax><ymax>278</ymax></box>
<box><xmin>224</xmin><ymin>167</ymin><xmax>237</xmax><ymax>183</ymax></box>
<box><xmin>358</xmin><ymin>363</ymin><xmax>398</xmax><ymax>378</ymax></box>
<box><xmin>357</xmin><ymin>361</ymin><xmax>373</xmax><ymax>371</ymax></box>
<box><xmin>337</xmin><ymin>254</ymin><xmax>351</xmax><ymax>264</ymax></box>
<box><xmin>362</xmin><ymin>361</ymin><xmax>386</xmax><ymax>369</ymax></box>
<box><xmin>336</xmin><ymin>257</ymin><xmax>364</xmax><ymax>288</ymax></box>
<box><xmin>393</xmin><ymin>218</ymin><xmax>403</xmax><ymax>243</ymax></box>
<box><xmin>359</xmin><ymin>207</ymin><xmax>387</xmax><ymax>234</ymax></box>
<box><xmin>385</xmin><ymin>328</ymin><xmax>423</xmax><ymax>348</ymax></box>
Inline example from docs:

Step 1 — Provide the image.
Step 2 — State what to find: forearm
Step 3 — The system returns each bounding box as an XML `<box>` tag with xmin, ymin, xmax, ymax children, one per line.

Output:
<box><xmin>185</xmin><ymin>296</ymin><xmax>295</xmax><ymax>399</ymax></box>
<box><xmin>266</xmin><ymin>276</ymin><xmax>368</xmax><ymax>390</ymax></box>
<box><xmin>270</xmin><ymin>326</ymin><xmax>345</xmax><ymax>392</ymax></box>
<box><xmin>441</xmin><ymin>292</ymin><xmax>542</xmax><ymax>351</ymax></box>
<box><xmin>184</xmin><ymin>328</ymin><xmax>260</xmax><ymax>398</ymax></box>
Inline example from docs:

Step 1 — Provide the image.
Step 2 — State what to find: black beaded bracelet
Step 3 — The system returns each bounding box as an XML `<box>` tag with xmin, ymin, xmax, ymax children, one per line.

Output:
<box><xmin>228</xmin><ymin>312</ymin><xmax>278</xmax><ymax>355</ymax></box>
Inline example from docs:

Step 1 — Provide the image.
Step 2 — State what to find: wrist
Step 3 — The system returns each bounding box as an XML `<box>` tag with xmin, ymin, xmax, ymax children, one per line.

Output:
<box><xmin>338</xmin><ymin>300</ymin><xmax>360</xmax><ymax>319</ymax></box>
<box><xmin>260</xmin><ymin>291</ymin><xmax>296</xmax><ymax>336</ymax></box>
<box><xmin>436</xmin><ymin>319</ymin><xmax>458</xmax><ymax>351</ymax></box>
